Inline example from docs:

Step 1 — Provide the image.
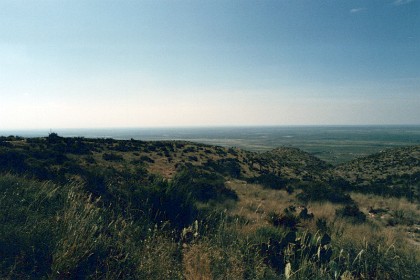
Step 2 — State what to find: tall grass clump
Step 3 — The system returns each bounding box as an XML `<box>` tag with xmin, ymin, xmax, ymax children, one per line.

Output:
<box><xmin>0</xmin><ymin>174</ymin><xmax>64</xmax><ymax>278</ymax></box>
<box><xmin>0</xmin><ymin>174</ymin><xmax>186</xmax><ymax>279</ymax></box>
<box><xmin>182</xmin><ymin>213</ymin><xmax>271</xmax><ymax>280</ymax></box>
<box><xmin>335</xmin><ymin>214</ymin><xmax>418</xmax><ymax>279</ymax></box>
<box><xmin>50</xmin><ymin>182</ymin><xmax>186</xmax><ymax>279</ymax></box>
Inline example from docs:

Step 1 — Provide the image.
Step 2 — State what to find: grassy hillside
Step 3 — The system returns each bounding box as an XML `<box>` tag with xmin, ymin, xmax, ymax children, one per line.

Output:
<box><xmin>330</xmin><ymin>145</ymin><xmax>420</xmax><ymax>199</ymax></box>
<box><xmin>0</xmin><ymin>134</ymin><xmax>419</xmax><ymax>279</ymax></box>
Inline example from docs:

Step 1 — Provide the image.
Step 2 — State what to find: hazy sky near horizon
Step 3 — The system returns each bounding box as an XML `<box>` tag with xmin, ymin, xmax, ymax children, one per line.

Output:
<box><xmin>0</xmin><ymin>0</ymin><xmax>419</xmax><ymax>129</ymax></box>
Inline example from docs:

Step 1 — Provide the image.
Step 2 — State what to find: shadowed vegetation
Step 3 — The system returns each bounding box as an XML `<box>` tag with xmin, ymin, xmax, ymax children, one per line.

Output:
<box><xmin>0</xmin><ymin>135</ymin><xmax>419</xmax><ymax>279</ymax></box>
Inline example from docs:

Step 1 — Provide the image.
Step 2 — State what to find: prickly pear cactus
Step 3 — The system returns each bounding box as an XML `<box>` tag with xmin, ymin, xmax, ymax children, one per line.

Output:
<box><xmin>257</xmin><ymin>230</ymin><xmax>334</xmax><ymax>275</ymax></box>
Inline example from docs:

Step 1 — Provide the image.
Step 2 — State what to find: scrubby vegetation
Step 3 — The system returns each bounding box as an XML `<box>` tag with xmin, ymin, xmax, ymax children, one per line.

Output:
<box><xmin>0</xmin><ymin>135</ymin><xmax>419</xmax><ymax>279</ymax></box>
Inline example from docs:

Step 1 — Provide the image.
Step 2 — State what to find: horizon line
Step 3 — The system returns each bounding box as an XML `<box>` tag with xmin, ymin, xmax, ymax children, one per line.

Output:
<box><xmin>2</xmin><ymin>123</ymin><xmax>420</xmax><ymax>132</ymax></box>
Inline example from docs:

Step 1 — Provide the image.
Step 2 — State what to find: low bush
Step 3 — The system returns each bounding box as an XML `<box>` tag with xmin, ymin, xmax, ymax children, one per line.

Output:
<box><xmin>140</xmin><ymin>155</ymin><xmax>154</xmax><ymax>163</ymax></box>
<box><xmin>102</xmin><ymin>153</ymin><xmax>124</xmax><ymax>161</ymax></box>
<box><xmin>297</xmin><ymin>182</ymin><xmax>353</xmax><ymax>204</ymax></box>
<box><xmin>247</xmin><ymin>174</ymin><xmax>287</xmax><ymax>190</ymax></box>
<box><xmin>172</xmin><ymin>168</ymin><xmax>238</xmax><ymax>203</ymax></box>
<box><xmin>267</xmin><ymin>211</ymin><xmax>299</xmax><ymax>230</ymax></box>
<box><xmin>204</xmin><ymin>158</ymin><xmax>242</xmax><ymax>178</ymax></box>
<box><xmin>336</xmin><ymin>203</ymin><xmax>366</xmax><ymax>223</ymax></box>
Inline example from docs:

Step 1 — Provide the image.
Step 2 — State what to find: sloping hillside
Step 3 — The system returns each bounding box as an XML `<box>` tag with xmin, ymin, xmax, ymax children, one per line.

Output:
<box><xmin>1</xmin><ymin>135</ymin><xmax>419</xmax><ymax>279</ymax></box>
<box><xmin>333</xmin><ymin>145</ymin><xmax>420</xmax><ymax>182</ymax></box>
<box><xmin>0</xmin><ymin>135</ymin><xmax>330</xmax><ymax>183</ymax></box>
<box><xmin>254</xmin><ymin>147</ymin><xmax>331</xmax><ymax>180</ymax></box>
<box><xmin>329</xmin><ymin>145</ymin><xmax>420</xmax><ymax>199</ymax></box>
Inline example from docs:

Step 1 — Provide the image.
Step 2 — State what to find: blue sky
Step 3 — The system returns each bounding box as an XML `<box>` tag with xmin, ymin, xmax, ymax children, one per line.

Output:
<box><xmin>0</xmin><ymin>0</ymin><xmax>419</xmax><ymax>129</ymax></box>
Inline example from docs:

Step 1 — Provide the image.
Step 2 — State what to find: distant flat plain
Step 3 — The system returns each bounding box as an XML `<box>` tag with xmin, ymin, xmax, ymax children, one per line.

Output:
<box><xmin>2</xmin><ymin>126</ymin><xmax>420</xmax><ymax>165</ymax></box>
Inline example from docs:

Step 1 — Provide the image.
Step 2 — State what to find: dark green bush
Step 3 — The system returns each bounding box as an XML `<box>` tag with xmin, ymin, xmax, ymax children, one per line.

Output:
<box><xmin>316</xmin><ymin>218</ymin><xmax>329</xmax><ymax>233</ymax></box>
<box><xmin>188</xmin><ymin>155</ymin><xmax>198</xmax><ymax>161</ymax></box>
<box><xmin>247</xmin><ymin>174</ymin><xmax>287</xmax><ymax>190</ymax></box>
<box><xmin>140</xmin><ymin>155</ymin><xmax>154</xmax><ymax>163</ymax></box>
<box><xmin>297</xmin><ymin>183</ymin><xmax>353</xmax><ymax>204</ymax></box>
<box><xmin>173</xmin><ymin>168</ymin><xmax>238</xmax><ymax>202</ymax></box>
<box><xmin>204</xmin><ymin>158</ymin><xmax>242</xmax><ymax>178</ymax></box>
<box><xmin>267</xmin><ymin>211</ymin><xmax>299</xmax><ymax>230</ymax></box>
<box><xmin>336</xmin><ymin>203</ymin><xmax>366</xmax><ymax>223</ymax></box>
<box><xmin>0</xmin><ymin>176</ymin><xmax>64</xmax><ymax>278</ymax></box>
<box><xmin>102</xmin><ymin>153</ymin><xmax>124</xmax><ymax>161</ymax></box>
<box><xmin>0</xmin><ymin>150</ymin><xmax>28</xmax><ymax>173</ymax></box>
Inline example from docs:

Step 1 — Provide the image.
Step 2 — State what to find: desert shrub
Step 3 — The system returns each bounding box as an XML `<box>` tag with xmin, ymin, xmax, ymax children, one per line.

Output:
<box><xmin>215</xmin><ymin>147</ymin><xmax>227</xmax><ymax>156</ymax></box>
<box><xmin>0</xmin><ymin>174</ymin><xmax>185</xmax><ymax>279</ymax></box>
<box><xmin>119</xmin><ymin>168</ymin><xmax>239</xmax><ymax>230</ymax></box>
<box><xmin>335</xmin><ymin>172</ymin><xmax>420</xmax><ymax>201</ymax></box>
<box><xmin>336</xmin><ymin>204</ymin><xmax>366</xmax><ymax>223</ymax></box>
<box><xmin>297</xmin><ymin>182</ymin><xmax>353</xmax><ymax>204</ymax></box>
<box><xmin>47</xmin><ymin>132</ymin><xmax>62</xmax><ymax>144</ymax></box>
<box><xmin>387</xmin><ymin>209</ymin><xmax>417</xmax><ymax>226</ymax></box>
<box><xmin>82</xmin><ymin>166</ymin><xmax>150</xmax><ymax>201</ymax></box>
<box><xmin>140</xmin><ymin>155</ymin><xmax>155</xmax><ymax>163</ymax></box>
<box><xmin>186</xmin><ymin>214</ymin><xmax>272</xmax><ymax>280</ymax></box>
<box><xmin>143</xmin><ymin>145</ymin><xmax>154</xmax><ymax>152</ymax></box>
<box><xmin>247</xmin><ymin>174</ymin><xmax>287</xmax><ymax>190</ymax></box>
<box><xmin>102</xmin><ymin>153</ymin><xmax>124</xmax><ymax>161</ymax></box>
<box><xmin>316</xmin><ymin>218</ymin><xmax>329</xmax><ymax>233</ymax></box>
<box><xmin>164</xmin><ymin>150</ymin><xmax>171</xmax><ymax>158</ymax></box>
<box><xmin>204</xmin><ymin>158</ymin><xmax>242</xmax><ymax>178</ymax></box>
<box><xmin>160</xmin><ymin>180</ymin><xmax>198</xmax><ymax>229</ymax></box>
<box><xmin>131</xmin><ymin>159</ymin><xmax>144</xmax><ymax>165</ymax></box>
<box><xmin>83</xmin><ymin>169</ymin><xmax>109</xmax><ymax>198</ymax></box>
<box><xmin>48</xmin><ymin>137</ymin><xmax>94</xmax><ymax>155</ymax></box>
<box><xmin>267</xmin><ymin>211</ymin><xmax>299</xmax><ymax>230</ymax></box>
<box><xmin>228</xmin><ymin>147</ymin><xmax>238</xmax><ymax>156</ymax></box>
<box><xmin>183</xmin><ymin>146</ymin><xmax>196</xmax><ymax>153</ymax></box>
<box><xmin>29</xmin><ymin>148</ymin><xmax>69</xmax><ymax>165</ymax></box>
<box><xmin>109</xmin><ymin>175</ymin><xmax>197</xmax><ymax>230</ymax></box>
<box><xmin>52</xmin><ymin>189</ymin><xmax>144</xmax><ymax>279</ymax></box>
<box><xmin>174</xmin><ymin>168</ymin><xmax>238</xmax><ymax>202</ymax></box>
<box><xmin>0</xmin><ymin>150</ymin><xmax>28</xmax><ymax>173</ymax></box>
<box><xmin>0</xmin><ymin>139</ymin><xmax>12</xmax><ymax>148</ymax></box>
<box><xmin>112</xmin><ymin>141</ymin><xmax>133</xmax><ymax>152</ymax></box>
<box><xmin>25</xmin><ymin>158</ymin><xmax>57</xmax><ymax>180</ymax></box>
<box><xmin>61</xmin><ymin>161</ymin><xmax>84</xmax><ymax>175</ymax></box>
<box><xmin>84</xmin><ymin>155</ymin><xmax>96</xmax><ymax>164</ymax></box>
<box><xmin>335</xmin><ymin>234</ymin><xmax>420</xmax><ymax>280</ymax></box>
<box><xmin>252</xmin><ymin>227</ymin><xmax>333</xmax><ymax>275</ymax></box>
<box><xmin>188</xmin><ymin>155</ymin><xmax>198</xmax><ymax>161</ymax></box>
<box><xmin>0</xmin><ymin>175</ymin><xmax>65</xmax><ymax>278</ymax></box>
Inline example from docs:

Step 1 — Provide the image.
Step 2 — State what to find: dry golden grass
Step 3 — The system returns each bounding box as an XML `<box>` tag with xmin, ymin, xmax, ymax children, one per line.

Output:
<box><xmin>183</xmin><ymin>243</ymin><xmax>213</xmax><ymax>280</ymax></box>
<box><xmin>226</xmin><ymin>178</ymin><xmax>420</xmax><ymax>253</ymax></box>
<box><xmin>227</xmin><ymin>180</ymin><xmax>294</xmax><ymax>222</ymax></box>
<box><xmin>351</xmin><ymin>192</ymin><xmax>419</xmax><ymax>214</ymax></box>
<box><xmin>307</xmin><ymin>201</ymin><xmax>338</xmax><ymax>220</ymax></box>
<box><xmin>300</xmin><ymin>202</ymin><xmax>339</xmax><ymax>231</ymax></box>
<box><xmin>225</xmin><ymin>180</ymin><xmax>303</xmax><ymax>237</ymax></box>
<box><xmin>337</xmin><ymin>220</ymin><xmax>399</xmax><ymax>246</ymax></box>
<box><xmin>148</xmin><ymin>156</ymin><xmax>177</xmax><ymax>178</ymax></box>
<box><xmin>350</xmin><ymin>192</ymin><xmax>420</xmax><ymax>247</ymax></box>
<box><xmin>182</xmin><ymin>241</ymin><xmax>247</xmax><ymax>280</ymax></box>
<box><xmin>136</xmin><ymin>233</ymin><xmax>183</xmax><ymax>279</ymax></box>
